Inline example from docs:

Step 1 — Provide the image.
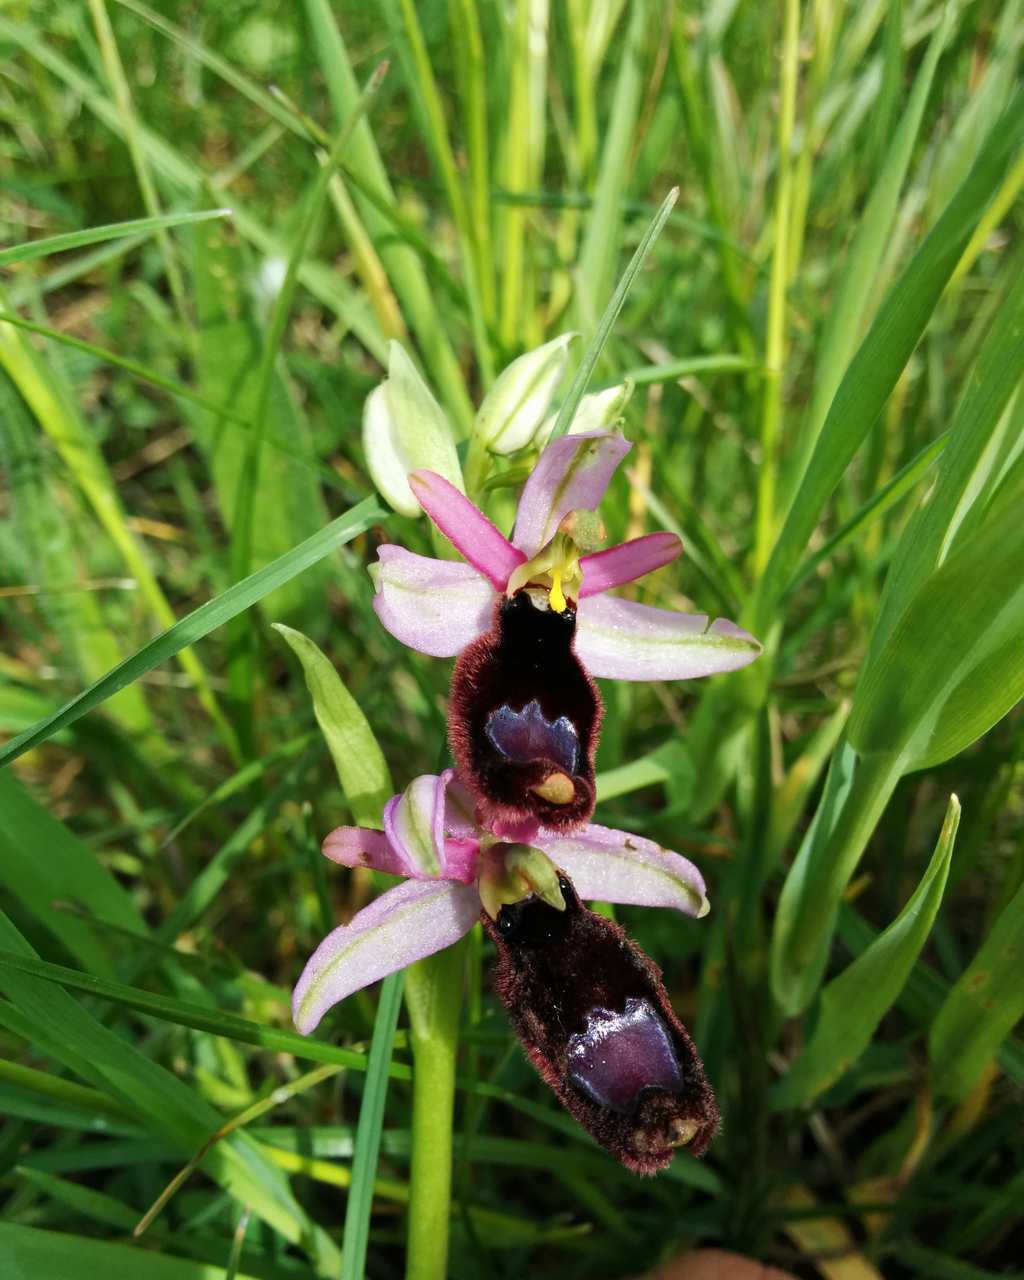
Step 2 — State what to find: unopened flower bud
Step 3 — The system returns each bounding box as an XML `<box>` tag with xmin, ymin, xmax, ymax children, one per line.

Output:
<box><xmin>537</xmin><ymin>379</ymin><xmax>634</xmax><ymax>448</ymax></box>
<box><xmin>363</xmin><ymin>341</ymin><xmax>464</xmax><ymax>516</ymax></box>
<box><xmin>475</xmin><ymin>333</ymin><xmax>577</xmax><ymax>455</ymax></box>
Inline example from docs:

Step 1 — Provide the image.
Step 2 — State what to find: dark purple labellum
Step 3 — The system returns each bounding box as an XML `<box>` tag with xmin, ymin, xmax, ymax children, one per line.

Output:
<box><xmin>482</xmin><ymin>874</ymin><xmax>719</xmax><ymax>1174</ymax></box>
<box><xmin>449</xmin><ymin>592</ymin><xmax>602</xmax><ymax>832</ymax></box>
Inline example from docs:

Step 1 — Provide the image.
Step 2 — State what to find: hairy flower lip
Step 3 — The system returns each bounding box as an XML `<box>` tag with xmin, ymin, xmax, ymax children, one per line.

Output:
<box><xmin>293</xmin><ymin>769</ymin><xmax>709</xmax><ymax>1035</ymax></box>
<box><xmin>483</xmin><ymin>873</ymin><xmax>720</xmax><ymax>1173</ymax></box>
<box><xmin>449</xmin><ymin>590</ymin><xmax>602</xmax><ymax>831</ymax></box>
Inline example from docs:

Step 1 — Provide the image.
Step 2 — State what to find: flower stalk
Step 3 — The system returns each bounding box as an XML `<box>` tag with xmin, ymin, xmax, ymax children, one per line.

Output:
<box><xmin>404</xmin><ymin>939</ymin><xmax>467</xmax><ymax>1280</ymax></box>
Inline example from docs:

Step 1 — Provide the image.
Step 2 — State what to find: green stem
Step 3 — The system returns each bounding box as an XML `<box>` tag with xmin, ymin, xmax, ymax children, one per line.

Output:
<box><xmin>404</xmin><ymin>939</ymin><xmax>467</xmax><ymax>1280</ymax></box>
<box><xmin>462</xmin><ymin>433</ymin><xmax>492</xmax><ymax>504</ymax></box>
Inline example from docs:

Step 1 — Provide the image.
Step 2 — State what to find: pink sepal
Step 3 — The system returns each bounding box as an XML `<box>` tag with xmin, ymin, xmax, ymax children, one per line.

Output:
<box><xmin>292</xmin><ymin>879</ymin><xmax>480</xmax><ymax>1033</ymax></box>
<box><xmin>512</xmin><ymin>431</ymin><xmax>631</xmax><ymax>558</ymax></box>
<box><xmin>535</xmin><ymin>823</ymin><xmax>708</xmax><ymax>917</ymax></box>
<box><xmin>372</xmin><ymin>545</ymin><xmax>494</xmax><ymax>657</ymax></box>
<box><xmin>441</xmin><ymin>839</ymin><xmax>480</xmax><ymax>884</ymax></box>
<box><xmin>574</xmin><ymin>594</ymin><xmax>762</xmax><ymax>680</ymax></box>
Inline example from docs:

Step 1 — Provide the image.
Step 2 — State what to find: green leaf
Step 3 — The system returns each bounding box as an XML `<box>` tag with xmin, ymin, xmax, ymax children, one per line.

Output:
<box><xmin>836</xmin><ymin>902</ymin><xmax>1024</xmax><ymax>1087</ymax></box>
<box><xmin>16</xmin><ymin>1167</ymin><xmax>140</xmax><ymax>1232</ymax></box>
<box><xmin>595</xmin><ymin>739</ymin><xmax>694</xmax><ymax>805</ymax></box>
<box><xmin>190</xmin><ymin>219</ymin><xmax>330</xmax><ymax>619</ymax></box>
<box><xmin>0</xmin><ymin>1224</ymin><xmax>260</xmax><ymax>1280</ymax></box>
<box><xmin>0</xmin><ymin>208</ymin><xmax>230</xmax><ymax>267</ymax></box>
<box><xmin>547</xmin><ymin>185</ymin><xmax>679</xmax><ymax>442</ymax></box>
<box><xmin>770</xmin><ymin>742</ymin><xmax>904</xmax><ymax>1017</ymax></box>
<box><xmin>0</xmin><ymin>771</ymin><xmax>143</xmax><ymax>976</ymax></box>
<box><xmin>340</xmin><ymin>971</ymin><xmax>404</xmax><ymax>1280</ymax></box>
<box><xmin>0</xmin><ymin>947</ymin><xmax>397</xmax><ymax>1079</ymax></box>
<box><xmin>847</xmin><ymin>478</ymin><xmax>1024</xmax><ymax>770</ymax></box>
<box><xmin>929</xmin><ymin>875</ymin><xmax>1024</xmax><ymax>1100</ymax></box>
<box><xmin>773</xmin><ymin>794</ymin><xmax>959</xmax><ymax>1107</ymax></box>
<box><xmin>862</xmin><ymin>250</ymin><xmax>1024</xmax><ymax>661</ymax></box>
<box><xmin>786</xmin><ymin>431</ymin><xmax>948</xmax><ymax>595</ymax></box>
<box><xmin>273</xmin><ymin>623</ymin><xmax>393</xmax><ymax>826</ymax></box>
<box><xmin>0</xmin><ymin>914</ymin><xmax>341</xmax><ymax>1272</ymax></box>
<box><xmin>755</xmin><ymin>83</ymin><xmax>1024</xmax><ymax>624</ymax></box>
<box><xmin>782</xmin><ymin>4</ymin><xmax>955</xmax><ymax>501</ymax></box>
<box><xmin>0</xmin><ymin>497</ymin><xmax>384</xmax><ymax>769</ymax></box>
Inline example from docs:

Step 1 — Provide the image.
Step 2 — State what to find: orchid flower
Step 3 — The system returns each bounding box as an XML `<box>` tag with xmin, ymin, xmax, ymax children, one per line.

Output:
<box><xmin>373</xmin><ymin>430</ymin><xmax>761</xmax><ymax>831</ymax></box>
<box><xmin>292</xmin><ymin>768</ymin><xmax>709</xmax><ymax>1035</ymax></box>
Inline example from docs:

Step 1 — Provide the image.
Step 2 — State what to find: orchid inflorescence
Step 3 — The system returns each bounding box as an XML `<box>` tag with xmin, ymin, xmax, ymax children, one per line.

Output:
<box><xmin>291</xmin><ymin>338</ymin><xmax>762</xmax><ymax>1172</ymax></box>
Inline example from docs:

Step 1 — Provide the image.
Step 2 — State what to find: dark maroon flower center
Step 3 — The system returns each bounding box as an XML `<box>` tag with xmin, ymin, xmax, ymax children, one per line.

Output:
<box><xmin>448</xmin><ymin>591</ymin><xmax>601</xmax><ymax>831</ymax></box>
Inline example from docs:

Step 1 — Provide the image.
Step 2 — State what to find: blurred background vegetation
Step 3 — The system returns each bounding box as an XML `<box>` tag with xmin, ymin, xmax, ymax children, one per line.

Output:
<box><xmin>1</xmin><ymin>1</ymin><xmax>1022</xmax><ymax>1277</ymax></box>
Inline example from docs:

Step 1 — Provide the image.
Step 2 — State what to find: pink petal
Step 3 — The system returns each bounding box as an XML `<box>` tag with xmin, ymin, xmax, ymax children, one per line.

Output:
<box><xmin>579</xmin><ymin>532</ymin><xmax>682</xmax><ymax>598</ymax></box>
<box><xmin>373</xmin><ymin>545</ymin><xmax>494</xmax><ymax>657</ymax></box>
<box><xmin>409</xmin><ymin>470</ymin><xmax>526</xmax><ymax>590</ymax></box>
<box><xmin>512</xmin><ymin>431</ymin><xmax>632</xmax><ymax>558</ymax></box>
<box><xmin>438</xmin><ymin>768</ymin><xmax>481</xmax><ymax>883</ymax></box>
<box><xmin>535</xmin><ymin>823</ymin><xmax>708</xmax><ymax>917</ymax></box>
<box><xmin>441</xmin><ymin>769</ymin><xmax>478</xmax><ymax>840</ymax></box>
<box><xmin>441</xmin><ymin>838</ymin><xmax>480</xmax><ymax>885</ymax></box>
<box><xmin>574</xmin><ymin>594</ymin><xmax>762</xmax><ymax>680</ymax></box>
<box><xmin>322</xmin><ymin>826</ymin><xmax>414</xmax><ymax>877</ymax></box>
<box><xmin>489</xmin><ymin>815</ymin><xmax>542</xmax><ymax>843</ymax></box>
<box><xmin>292</xmin><ymin>879</ymin><xmax>480</xmax><ymax>1033</ymax></box>
<box><xmin>383</xmin><ymin>773</ymin><xmax>447</xmax><ymax>877</ymax></box>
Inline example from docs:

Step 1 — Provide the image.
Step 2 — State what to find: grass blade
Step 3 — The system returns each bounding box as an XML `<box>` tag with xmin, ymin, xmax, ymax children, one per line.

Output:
<box><xmin>0</xmin><ymin>947</ymin><xmax>391</xmax><ymax>1078</ymax></box>
<box><xmin>340</xmin><ymin>971</ymin><xmax>404</xmax><ymax>1280</ymax></box>
<box><xmin>0</xmin><ymin>1224</ymin><xmax>261</xmax><ymax>1280</ymax></box>
<box><xmin>0</xmin><ymin>295</ymin><xmax>234</xmax><ymax>752</ymax></box>
<box><xmin>0</xmin><ymin>913</ymin><xmax>341</xmax><ymax>1271</ymax></box>
<box><xmin>773</xmin><ymin>794</ymin><xmax>959</xmax><ymax>1107</ymax></box>
<box><xmin>0</xmin><ymin>770</ymin><xmax>143</xmax><ymax>975</ymax></box>
<box><xmin>574</xmin><ymin>0</ymin><xmax>647</xmax><ymax>333</ymax></box>
<box><xmin>0</xmin><ymin>208</ymin><xmax>229</xmax><ymax>267</ymax></box>
<box><xmin>0</xmin><ymin>373</ymin><xmax>152</xmax><ymax>735</ymax></box>
<box><xmin>781</xmin><ymin>4</ymin><xmax>955</xmax><ymax>506</ymax></box>
<box><xmin>847</xmin><ymin>479</ymin><xmax>1024</xmax><ymax>771</ymax></box>
<box><xmin>548</xmin><ymin>186</ymin><xmax>678</xmax><ymax>443</ymax></box>
<box><xmin>754</xmin><ymin>84</ymin><xmax>1024</xmax><ymax>626</ymax></box>
<box><xmin>864</xmin><ymin>247</ymin><xmax>1024</xmax><ymax>659</ymax></box>
<box><xmin>0</xmin><ymin>498</ymin><xmax>384</xmax><ymax>768</ymax></box>
<box><xmin>303</xmin><ymin>0</ymin><xmax>474</xmax><ymax>430</ymax></box>
<box><xmin>929</xmin><ymin>875</ymin><xmax>1024</xmax><ymax>1100</ymax></box>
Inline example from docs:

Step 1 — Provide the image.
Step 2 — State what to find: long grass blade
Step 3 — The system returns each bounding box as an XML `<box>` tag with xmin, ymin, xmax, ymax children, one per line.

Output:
<box><xmin>0</xmin><ymin>208</ymin><xmax>229</xmax><ymax>267</ymax></box>
<box><xmin>754</xmin><ymin>84</ymin><xmax>1024</xmax><ymax>626</ymax></box>
<box><xmin>340</xmin><ymin>971</ymin><xmax>404</xmax><ymax>1280</ymax></box>
<box><xmin>547</xmin><ymin>187</ymin><xmax>678</xmax><ymax>442</ymax></box>
<box><xmin>0</xmin><ymin>499</ymin><xmax>384</xmax><ymax>768</ymax></box>
<box><xmin>773</xmin><ymin>794</ymin><xmax>959</xmax><ymax>1107</ymax></box>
